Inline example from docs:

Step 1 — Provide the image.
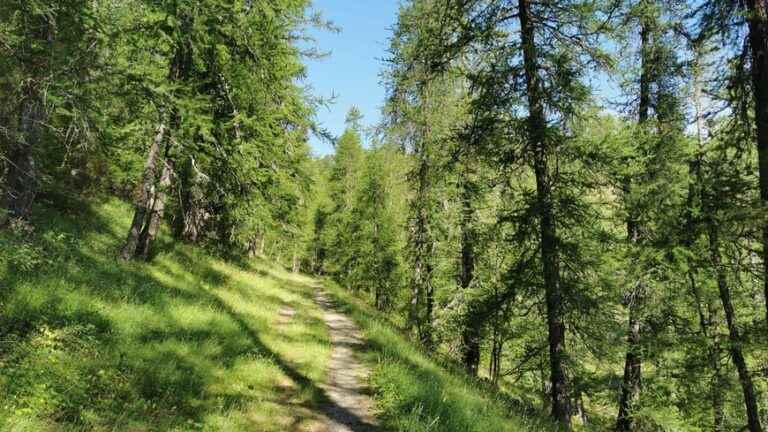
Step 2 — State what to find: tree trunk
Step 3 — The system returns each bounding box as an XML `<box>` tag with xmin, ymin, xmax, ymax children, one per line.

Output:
<box><xmin>292</xmin><ymin>253</ymin><xmax>300</xmax><ymax>273</ymax></box>
<box><xmin>248</xmin><ymin>235</ymin><xmax>262</xmax><ymax>258</ymax></box>
<box><xmin>616</xmin><ymin>9</ymin><xmax>653</xmax><ymax>430</ymax></box>
<box><xmin>423</xmin><ymin>258</ymin><xmax>434</xmax><ymax>346</ymax></box>
<box><xmin>616</xmin><ymin>297</ymin><xmax>642</xmax><ymax>432</ymax></box>
<box><xmin>488</xmin><ymin>322</ymin><xmax>502</xmax><ymax>386</ymax></box>
<box><xmin>176</xmin><ymin>156</ymin><xmax>208</xmax><ymax>243</ymax></box>
<box><xmin>137</xmin><ymin>156</ymin><xmax>173</xmax><ymax>261</ymax></box>
<box><xmin>575</xmin><ymin>390</ymin><xmax>589</xmax><ymax>426</ymax></box>
<box><xmin>1</xmin><ymin>93</ymin><xmax>44</xmax><ymax>226</ymax></box>
<box><xmin>518</xmin><ymin>0</ymin><xmax>569</xmax><ymax>426</ymax></box>
<box><xmin>409</xmin><ymin>140</ymin><xmax>434</xmax><ymax>347</ymax></box>
<box><xmin>745</xmin><ymin>0</ymin><xmax>768</xmax><ymax>325</ymax></box>
<box><xmin>121</xmin><ymin>123</ymin><xmax>165</xmax><ymax>260</ymax></box>
<box><xmin>708</xmin><ymin>224</ymin><xmax>763</xmax><ymax>432</ymax></box>
<box><xmin>711</xmin><ymin>339</ymin><xmax>725</xmax><ymax>432</ymax></box>
<box><xmin>459</xmin><ymin>177</ymin><xmax>480</xmax><ymax>376</ymax></box>
<box><xmin>688</xmin><ymin>46</ymin><xmax>726</xmax><ymax>432</ymax></box>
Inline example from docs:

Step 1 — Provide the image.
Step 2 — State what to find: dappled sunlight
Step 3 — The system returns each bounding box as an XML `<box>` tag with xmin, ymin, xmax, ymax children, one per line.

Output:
<box><xmin>0</xmin><ymin>198</ymin><xmax>332</xmax><ymax>431</ymax></box>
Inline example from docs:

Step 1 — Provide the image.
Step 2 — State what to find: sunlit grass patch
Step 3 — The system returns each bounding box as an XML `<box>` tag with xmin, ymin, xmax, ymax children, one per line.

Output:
<box><xmin>0</xmin><ymin>198</ymin><xmax>330</xmax><ymax>431</ymax></box>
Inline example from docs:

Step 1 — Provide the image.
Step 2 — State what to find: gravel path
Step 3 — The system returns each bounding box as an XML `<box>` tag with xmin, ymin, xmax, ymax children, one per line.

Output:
<box><xmin>315</xmin><ymin>291</ymin><xmax>378</xmax><ymax>432</ymax></box>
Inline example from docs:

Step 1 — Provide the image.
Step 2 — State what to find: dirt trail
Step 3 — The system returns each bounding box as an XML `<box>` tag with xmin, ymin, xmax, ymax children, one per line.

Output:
<box><xmin>315</xmin><ymin>291</ymin><xmax>378</xmax><ymax>432</ymax></box>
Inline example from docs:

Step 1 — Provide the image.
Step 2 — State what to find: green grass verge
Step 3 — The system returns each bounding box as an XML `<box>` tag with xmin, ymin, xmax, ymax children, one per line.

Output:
<box><xmin>324</xmin><ymin>282</ymin><xmax>564</xmax><ymax>432</ymax></box>
<box><xmin>0</xmin><ymin>197</ymin><xmax>330</xmax><ymax>431</ymax></box>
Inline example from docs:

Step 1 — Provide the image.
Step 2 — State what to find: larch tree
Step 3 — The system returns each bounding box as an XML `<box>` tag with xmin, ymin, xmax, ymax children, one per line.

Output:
<box><xmin>0</xmin><ymin>0</ymin><xmax>101</xmax><ymax>225</ymax></box>
<box><xmin>613</xmin><ymin>1</ymin><xmax>689</xmax><ymax>429</ymax></box>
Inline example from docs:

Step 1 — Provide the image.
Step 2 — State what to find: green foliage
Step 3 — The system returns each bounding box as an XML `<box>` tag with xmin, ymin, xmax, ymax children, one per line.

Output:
<box><xmin>314</xmin><ymin>117</ymin><xmax>410</xmax><ymax>309</ymax></box>
<box><xmin>317</xmin><ymin>121</ymin><xmax>366</xmax><ymax>279</ymax></box>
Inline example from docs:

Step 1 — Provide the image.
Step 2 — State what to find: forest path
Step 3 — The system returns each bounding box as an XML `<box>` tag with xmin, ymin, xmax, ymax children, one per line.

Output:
<box><xmin>315</xmin><ymin>291</ymin><xmax>378</xmax><ymax>432</ymax></box>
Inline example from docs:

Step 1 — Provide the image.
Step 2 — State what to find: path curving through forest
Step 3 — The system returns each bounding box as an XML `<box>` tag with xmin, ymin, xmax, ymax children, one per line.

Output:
<box><xmin>315</xmin><ymin>291</ymin><xmax>378</xmax><ymax>432</ymax></box>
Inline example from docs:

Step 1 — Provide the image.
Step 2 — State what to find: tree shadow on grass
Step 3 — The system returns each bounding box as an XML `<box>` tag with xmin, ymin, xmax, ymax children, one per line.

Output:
<box><xmin>1</xmin><ymin>200</ymin><xmax>377</xmax><ymax>431</ymax></box>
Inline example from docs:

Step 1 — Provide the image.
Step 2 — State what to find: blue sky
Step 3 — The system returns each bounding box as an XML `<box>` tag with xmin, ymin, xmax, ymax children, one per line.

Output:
<box><xmin>303</xmin><ymin>1</ymin><xmax>401</xmax><ymax>156</ymax></box>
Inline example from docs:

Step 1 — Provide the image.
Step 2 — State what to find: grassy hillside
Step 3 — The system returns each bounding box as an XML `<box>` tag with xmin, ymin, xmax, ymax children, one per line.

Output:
<box><xmin>0</xmin><ymin>197</ymin><xmax>330</xmax><ymax>431</ymax></box>
<box><xmin>1</xmin><ymin>197</ymin><xmax>562</xmax><ymax>432</ymax></box>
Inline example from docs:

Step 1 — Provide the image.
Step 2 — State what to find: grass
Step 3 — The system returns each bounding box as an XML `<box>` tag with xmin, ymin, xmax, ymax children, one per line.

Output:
<box><xmin>1</xmin><ymin>194</ymin><xmax>581</xmax><ymax>432</ymax></box>
<box><xmin>0</xmin><ymin>196</ymin><xmax>331</xmax><ymax>431</ymax></box>
<box><xmin>323</xmin><ymin>283</ymin><xmax>564</xmax><ymax>432</ymax></box>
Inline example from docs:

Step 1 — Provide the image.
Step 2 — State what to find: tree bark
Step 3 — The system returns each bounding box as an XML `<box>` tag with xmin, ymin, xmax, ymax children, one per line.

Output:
<box><xmin>488</xmin><ymin>322</ymin><xmax>503</xmax><ymax>386</ymax></box>
<box><xmin>616</xmin><ymin>294</ymin><xmax>642</xmax><ymax>432</ymax></box>
<box><xmin>616</xmin><ymin>8</ymin><xmax>653</xmax><ymax>430</ymax></box>
<box><xmin>1</xmin><ymin>93</ymin><xmax>44</xmax><ymax>226</ymax></box>
<box><xmin>247</xmin><ymin>233</ymin><xmax>267</xmax><ymax>258</ymax></box>
<box><xmin>459</xmin><ymin>176</ymin><xmax>480</xmax><ymax>376</ymax></box>
<box><xmin>137</xmin><ymin>156</ymin><xmax>173</xmax><ymax>261</ymax></box>
<box><xmin>176</xmin><ymin>157</ymin><xmax>208</xmax><ymax>242</ymax></box>
<box><xmin>518</xmin><ymin>0</ymin><xmax>569</xmax><ymax>426</ymax></box>
<box><xmin>745</xmin><ymin>0</ymin><xmax>768</xmax><ymax>326</ymax></box>
<box><xmin>292</xmin><ymin>253</ymin><xmax>300</xmax><ymax>273</ymax></box>
<box><xmin>707</xmin><ymin>224</ymin><xmax>763</xmax><ymax>432</ymax></box>
<box><xmin>688</xmin><ymin>43</ymin><xmax>726</xmax><ymax>432</ymax></box>
<box><xmin>121</xmin><ymin>124</ymin><xmax>165</xmax><ymax>260</ymax></box>
<box><xmin>409</xmin><ymin>102</ymin><xmax>435</xmax><ymax>347</ymax></box>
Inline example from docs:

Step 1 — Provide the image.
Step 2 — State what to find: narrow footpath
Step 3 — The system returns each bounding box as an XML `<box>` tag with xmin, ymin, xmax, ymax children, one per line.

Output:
<box><xmin>315</xmin><ymin>291</ymin><xmax>378</xmax><ymax>432</ymax></box>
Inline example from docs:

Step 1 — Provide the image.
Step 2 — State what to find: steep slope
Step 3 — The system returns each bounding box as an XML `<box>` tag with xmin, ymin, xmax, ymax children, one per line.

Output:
<box><xmin>0</xmin><ymin>198</ymin><xmax>331</xmax><ymax>431</ymax></box>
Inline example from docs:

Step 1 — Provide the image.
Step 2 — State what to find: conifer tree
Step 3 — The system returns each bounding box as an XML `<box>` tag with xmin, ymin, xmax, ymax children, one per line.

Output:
<box><xmin>698</xmin><ymin>0</ymin><xmax>768</xmax><ymax>327</ymax></box>
<box><xmin>613</xmin><ymin>1</ymin><xmax>688</xmax><ymax>429</ymax></box>
<box><xmin>323</xmin><ymin>109</ymin><xmax>366</xmax><ymax>283</ymax></box>
<box><xmin>0</xmin><ymin>0</ymin><xmax>101</xmax><ymax>225</ymax></box>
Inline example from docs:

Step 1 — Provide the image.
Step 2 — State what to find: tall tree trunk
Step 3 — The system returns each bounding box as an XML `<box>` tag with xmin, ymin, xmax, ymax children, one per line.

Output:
<box><xmin>712</xmin><ymin>371</ymin><xmax>724</xmax><ymax>432</ymax></box>
<box><xmin>176</xmin><ymin>156</ymin><xmax>207</xmax><ymax>242</ymax></box>
<box><xmin>409</xmin><ymin>109</ymin><xmax>435</xmax><ymax>347</ymax></box>
<box><xmin>616</xmin><ymin>8</ymin><xmax>653</xmax><ymax>430</ymax></box>
<box><xmin>689</xmin><ymin>268</ymin><xmax>726</xmax><ymax>432</ymax></box>
<box><xmin>616</xmin><ymin>291</ymin><xmax>642</xmax><ymax>432</ymax></box>
<box><xmin>745</xmin><ymin>0</ymin><xmax>768</xmax><ymax>325</ymax></box>
<box><xmin>292</xmin><ymin>253</ymin><xmax>300</xmax><ymax>273</ymax></box>
<box><xmin>459</xmin><ymin>176</ymin><xmax>480</xmax><ymax>376</ymax></box>
<box><xmin>688</xmin><ymin>43</ymin><xmax>726</xmax><ymax>432</ymax></box>
<box><xmin>488</xmin><ymin>321</ymin><xmax>502</xmax><ymax>386</ymax></box>
<box><xmin>518</xmin><ymin>0</ymin><xmax>569</xmax><ymax>426</ymax></box>
<box><xmin>710</xmin><ymin>324</ymin><xmax>725</xmax><ymax>432</ymax></box>
<box><xmin>423</xmin><ymin>251</ymin><xmax>434</xmax><ymax>346</ymax></box>
<box><xmin>1</xmin><ymin>93</ymin><xmax>44</xmax><ymax>226</ymax></box>
<box><xmin>575</xmin><ymin>390</ymin><xmax>589</xmax><ymax>426</ymax></box>
<box><xmin>137</xmin><ymin>156</ymin><xmax>172</xmax><ymax>261</ymax></box>
<box><xmin>121</xmin><ymin>123</ymin><xmax>165</xmax><ymax>260</ymax></box>
<box><xmin>707</xmin><ymin>224</ymin><xmax>763</xmax><ymax>432</ymax></box>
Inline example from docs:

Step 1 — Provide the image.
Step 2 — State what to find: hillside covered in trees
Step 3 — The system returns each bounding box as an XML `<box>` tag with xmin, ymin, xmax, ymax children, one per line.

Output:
<box><xmin>2</xmin><ymin>0</ymin><xmax>768</xmax><ymax>431</ymax></box>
